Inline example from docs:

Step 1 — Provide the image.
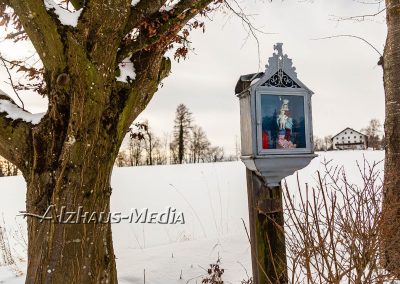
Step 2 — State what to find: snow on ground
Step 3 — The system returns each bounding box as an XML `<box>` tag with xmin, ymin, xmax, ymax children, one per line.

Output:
<box><xmin>0</xmin><ymin>267</ymin><xmax>22</xmax><ymax>284</ymax></box>
<box><xmin>0</xmin><ymin>150</ymin><xmax>385</xmax><ymax>283</ymax></box>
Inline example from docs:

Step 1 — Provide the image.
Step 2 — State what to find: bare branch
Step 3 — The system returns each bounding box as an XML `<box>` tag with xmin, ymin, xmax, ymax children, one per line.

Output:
<box><xmin>0</xmin><ymin>55</ymin><xmax>25</xmax><ymax>110</ymax></box>
<box><xmin>284</xmin><ymin>158</ymin><xmax>394</xmax><ymax>282</ymax></box>
<box><xmin>7</xmin><ymin>0</ymin><xmax>66</xmax><ymax>72</ymax></box>
<box><xmin>329</xmin><ymin>7</ymin><xmax>386</xmax><ymax>22</ymax></box>
<box><xmin>224</xmin><ymin>0</ymin><xmax>267</xmax><ymax>69</ymax></box>
<box><xmin>311</xmin><ymin>34</ymin><xmax>383</xmax><ymax>57</ymax></box>
<box><xmin>4</xmin><ymin>30</ymin><xmax>27</xmax><ymax>41</ymax></box>
<box><xmin>117</xmin><ymin>0</ymin><xmax>214</xmax><ymax>61</ymax></box>
<box><xmin>352</xmin><ymin>0</ymin><xmax>384</xmax><ymax>4</ymax></box>
<box><xmin>115</xmin><ymin>52</ymin><xmax>171</xmax><ymax>139</ymax></box>
<box><xmin>123</xmin><ymin>0</ymin><xmax>166</xmax><ymax>35</ymax></box>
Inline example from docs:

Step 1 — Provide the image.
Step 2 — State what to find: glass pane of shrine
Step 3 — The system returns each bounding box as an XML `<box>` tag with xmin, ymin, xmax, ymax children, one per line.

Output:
<box><xmin>260</xmin><ymin>94</ymin><xmax>306</xmax><ymax>150</ymax></box>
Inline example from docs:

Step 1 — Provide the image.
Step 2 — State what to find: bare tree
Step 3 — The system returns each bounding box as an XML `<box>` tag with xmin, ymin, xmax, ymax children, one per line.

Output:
<box><xmin>206</xmin><ymin>146</ymin><xmax>224</xmax><ymax>162</ymax></box>
<box><xmin>315</xmin><ymin>136</ymin><xmax>333</xmax><ymax>151</ymax></box>
<box><xmin>115</xmin><ymin>152</ymin><xmax>128</xmax><ymax>167</ymax></box>
<box><xmin>190</xmin><ymin>125</ymin><xmax>210</xmax><ymax>163</ymax></box>
<box><xmin>128</xmin><ymin>133</ymin><xmax>144</xmax><ymax>167</ymax></box>
<box><xmin>313</xmin><ymin>136</ymin><xmax>324</xmax><ymax>151</ymax></box>
<box><xmin>374</xmin><ymin>0</ymin><xmax>400</xmax><ymax>274</ymax></box>
<box><xmin>324</xmin><ymin>135</ymin><xmax>333</xmax><ymax>151</ymax></box>
<box><xmin>141</xmin><ymin>121</ymin><xmax>160</xmax><ymax>166</ymax></box>
<box><xmin>235</xmin><ymin>135</ymin><xmax>241</xmax><ymax>161</ymax></box>
<box><xmin>362</xmin><ymin>118</ymin><xmax>382</xmax><ymax>150</ymax></box>
<box><xmin>152</xmin><ymin>142</ymin><xmax>167</xmax><ymax>165</ymax></box>
<box><xmin>171</xmin><ymin>104</ymin><xmax>193</xmax><ymax>164</ymax></box>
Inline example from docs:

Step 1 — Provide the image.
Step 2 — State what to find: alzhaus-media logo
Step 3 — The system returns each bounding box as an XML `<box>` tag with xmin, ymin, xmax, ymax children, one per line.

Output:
<box><xmin>19</xmin><ymin>206</ymin><xmax>185</xmax><ymax>224</ymax></box>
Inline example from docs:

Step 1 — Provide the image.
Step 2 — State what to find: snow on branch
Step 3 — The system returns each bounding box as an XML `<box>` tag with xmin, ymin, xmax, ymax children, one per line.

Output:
<box><xmin>44</xmin><ymin>0</ymin><xmax>83</xmax><ymax>27</ymax></box>
<box><xmin>116</xmin><ymin>57</ymin><xmax>136</xmax><ymax>83</ymax></box>
<box><xmin>0</xmin><ymin>90</ymin><xmax>44</xmax><ymax>125</ymax></box>
<box><xmin>131</xmin><ymin>0</ymin><xmax>141</xmax><ymax>6</ymax></box>
<box><xmin>124</xmin><ymin>1</ymin><xmax>167</xmax><ymax>35</ymax></box>
<box><xmin>159</xmin><ymin>0</ymin><xmax>179</xmax><ymax>12</ymax></box>
<box><xmin>0</xmin><ymin>89</ymin><xmax>35</xmax><ymax>172</ymax></box>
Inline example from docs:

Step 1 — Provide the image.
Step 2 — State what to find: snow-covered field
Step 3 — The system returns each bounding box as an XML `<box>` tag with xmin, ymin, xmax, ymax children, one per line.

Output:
<box><xmin>0</xmin><ymin>150</ymin><xmax>385</xmax><ymax>283</ymax></box>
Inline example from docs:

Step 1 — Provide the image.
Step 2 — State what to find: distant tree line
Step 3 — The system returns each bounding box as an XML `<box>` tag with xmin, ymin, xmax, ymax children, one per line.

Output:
<box><xmin>313</xmin><ymin>135</ymin><xmax>334</xmax><ymax>152</ymax></box>
<box><xmin>314</xmin><ymin>118</ymin><xmax>385</xmax><ymax>151</ymax></box>
<box><xmin>115</xmin><ymin>104</ymin><xmax>236</xmax><ymax>167</ymax></box>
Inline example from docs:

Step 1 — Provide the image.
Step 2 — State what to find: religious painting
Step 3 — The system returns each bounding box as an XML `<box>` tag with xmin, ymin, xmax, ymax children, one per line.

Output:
<box><xmin>260</xmin><ymin>95</ymin><xmax>306</xmax><ymax>150</ymax></box>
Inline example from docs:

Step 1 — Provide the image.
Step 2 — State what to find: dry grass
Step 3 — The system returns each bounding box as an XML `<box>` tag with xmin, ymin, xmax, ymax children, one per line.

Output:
<box><xmin>0</xmin><ymin>217</ymin><xmax>25</xmax><ymax>276</ymax></box>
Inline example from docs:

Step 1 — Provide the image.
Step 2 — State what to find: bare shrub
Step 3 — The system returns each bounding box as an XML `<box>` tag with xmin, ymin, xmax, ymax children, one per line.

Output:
<box><xmin>241</xmin><ymin>277</ymin><xmax>253</xmax><ymax>284</ymax></box>
<box><xmin>202</xmin><ymin>257</ymin><xmax>225</xmax><ymax>284</ymax></box>
<box><xmin>284</xmin><ymin>158</ymin><xmax>398</xmax><ymax>283</ymax></box>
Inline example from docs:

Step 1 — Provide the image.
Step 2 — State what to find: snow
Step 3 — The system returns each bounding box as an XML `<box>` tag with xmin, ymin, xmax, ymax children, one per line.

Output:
<box><xmin>0</xmin><ymin>267</ymin><xmax>22</xmax><ymax>284</ymax></box>
<box><xmin>0</xmin><ymin>151</ymin><xmax>385</xmax><ymax>282</ymax></box>
<box><xmin>66</xmin><ymin>135</ymin><xmax>76</xmax><ymax>146</ymax></box>
<box><xmin>116</xmin><ymin>57</ymin><xmax>136</xmax><ymax>83</ymax></box>
<box><xmin>131</xmin><ymin>0</ymin><xmax>141</xmax><ymax>7</ymax></box>
<box><xmin>250</xmin><ymin>78</ymin><xmax>260</xmax><ymax>86</ymax></box>
<box><xmin>159</xmin><ymin>4</ymin><xmax>175</xmax><ymax>12</ymax></box>
<box><xmin>159</xmin><ymin>0</ymin><xmax>180</xmax><ymax>12</ymax></box>
<box><xmin>44</xmin><ymin>0</ymin><xmax>83</xmax><ymax>27</ymax></box>
<box><xmin>0</xmin><ymin>99</ymin><xmax>44</xmax><ymax>125</ymax></box>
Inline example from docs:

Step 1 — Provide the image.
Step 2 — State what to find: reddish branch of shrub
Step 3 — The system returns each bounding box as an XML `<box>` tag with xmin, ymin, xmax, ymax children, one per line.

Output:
<box><xmin>283</xmin><ymin>158</ymin><xmax>399</xmax><ymax>283</ymax></box>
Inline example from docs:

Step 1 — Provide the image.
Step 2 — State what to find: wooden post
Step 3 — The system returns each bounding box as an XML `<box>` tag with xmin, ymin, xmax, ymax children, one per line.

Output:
<box><xmin>246</xmin><ymin>169</ymin><xmax>288</xmax><ymax>284</ymax></box>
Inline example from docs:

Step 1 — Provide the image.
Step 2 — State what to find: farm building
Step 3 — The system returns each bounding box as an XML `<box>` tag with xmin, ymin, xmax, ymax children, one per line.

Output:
<box><xmin>331</xmin><ymin>128</ymin><xmax>367</xmax><ymax>150</ymax></box>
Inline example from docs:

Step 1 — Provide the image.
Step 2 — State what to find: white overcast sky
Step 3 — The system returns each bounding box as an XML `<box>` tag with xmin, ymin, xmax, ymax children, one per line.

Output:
<box><xmin>0</xmin><ymin>0</ymin><xmax>386</xmax><ymax>155</ymax></box>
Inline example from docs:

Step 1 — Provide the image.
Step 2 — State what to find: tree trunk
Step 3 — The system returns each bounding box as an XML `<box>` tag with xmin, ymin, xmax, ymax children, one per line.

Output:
<box><xmin>20</xmin><ymin>41</ymin><xmax>168</xmax><ymax>283</ymax></box>
<box><xmin>24</xmin><ymin>100</ymin><xmax>121</xmax><ymax>283</ymax></box>
<box><xmin>178</xmin><ymin>122</ymin><xmax>184</xmax><ymax>164</ymax></box>
<box><xmin>27</xmin><ymin>220</ymin><xmax>116</xmax><ymax>283</ymax></box>
<box><xmin>382</xmin><ymin>0</ymin><xmax>400</xmax><ymax>276</ymax></box>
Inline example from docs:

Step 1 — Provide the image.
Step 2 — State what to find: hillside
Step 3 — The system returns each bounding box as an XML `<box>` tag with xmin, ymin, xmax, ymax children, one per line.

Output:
<box><xmin>0</xmin><ymin>151</ymin><xmax>385</xmax><ymax>283</ymax></box>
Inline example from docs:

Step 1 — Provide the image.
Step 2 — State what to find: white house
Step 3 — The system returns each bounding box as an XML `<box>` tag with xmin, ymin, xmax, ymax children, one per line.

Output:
<box><xmin>331</xmin><ymin>128</ymin><xmax>367</xmax><ymax>150</ymax></box>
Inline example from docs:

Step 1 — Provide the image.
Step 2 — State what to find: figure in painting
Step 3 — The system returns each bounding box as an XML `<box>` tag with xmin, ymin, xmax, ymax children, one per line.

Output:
<box><xmin>277</xmin><ymin>99</ymin><xmax>296</xmax><ymax>149</ymax></box>
<box><xmin>278</xmin><ymin>109</ymin><xmax>287</xmax><ymax>130</ymax></box>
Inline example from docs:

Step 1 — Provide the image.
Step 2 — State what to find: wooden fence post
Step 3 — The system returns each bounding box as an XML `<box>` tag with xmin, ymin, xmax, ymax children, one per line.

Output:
<box><xmin>246</xmin><ymin>168</ymin><xmax>288</xmax><ymax>284</ymax></box>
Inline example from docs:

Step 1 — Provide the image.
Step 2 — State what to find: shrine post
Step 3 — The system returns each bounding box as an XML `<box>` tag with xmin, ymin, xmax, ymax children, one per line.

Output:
<box><xmin>235</xmin><ymin>43</ymin><xmax>317</xmax><ymax>283</ymax></box>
